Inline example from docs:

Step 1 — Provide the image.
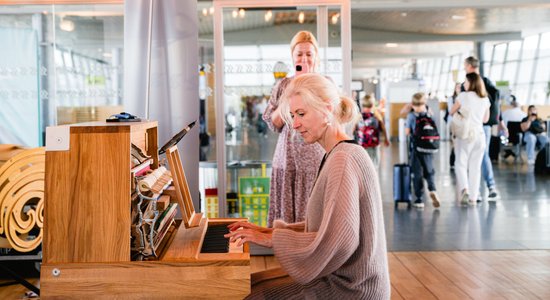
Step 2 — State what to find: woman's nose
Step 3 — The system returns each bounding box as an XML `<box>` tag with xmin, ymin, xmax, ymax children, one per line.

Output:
<box><xmin>292</xmin><ymin>119</ymin><xmax>300</xmax><ymax>129</ymax></box>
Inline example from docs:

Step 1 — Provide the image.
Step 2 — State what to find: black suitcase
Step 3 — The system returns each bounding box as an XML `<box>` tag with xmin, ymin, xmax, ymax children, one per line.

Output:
<box><xmin>393</xmin><ymin>164</ymin><xmax>411</xmax><ymax>208</ymax></box>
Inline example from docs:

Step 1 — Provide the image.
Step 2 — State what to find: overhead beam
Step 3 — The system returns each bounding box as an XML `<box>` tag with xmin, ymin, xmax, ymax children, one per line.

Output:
<box><xmin>352</xmin><ymin>28</ymin><xmax>522</xmax><ymax>43</ymax></box>
<box><xmin>350</xmin><ymin>0</ymin><xmax>550</xmax><ymax>10</ymax></box>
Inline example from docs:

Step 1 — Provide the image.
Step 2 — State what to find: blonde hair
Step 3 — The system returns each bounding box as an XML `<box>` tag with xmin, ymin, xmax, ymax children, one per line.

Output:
<box><xmin>279</xmin><ymin>73</ymin><xmax>360</xmax><ymax>127</ymax></box>
<box><xmin>290</xmin><ymin>31</ymin><xmax>320</xmax><ymax>69</ymax></box>
<box><xmin>362</xmin><ymin>94</ymin><xmax>375</xmax><ymax>108</ymax></box>
<box><xmin>411</xmin><ymin>92</ymin><xmax>426</xmax><ymax>107</ymax></box>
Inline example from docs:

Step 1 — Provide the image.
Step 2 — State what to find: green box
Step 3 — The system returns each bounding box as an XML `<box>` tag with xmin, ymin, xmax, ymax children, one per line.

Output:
<box><xmin>239</xmin><ymin>195</ymin><xmax>269</xmax><ymax>227</ymax></box>
<box><xmin>238</xmin><ymin>177</ymin><xmax>270</xmax><ymax>226</ymax></box>
<box><xmin>239</xmin><ymin>177</ymin><xmax>270</xmax><ymax>195</ymax></box>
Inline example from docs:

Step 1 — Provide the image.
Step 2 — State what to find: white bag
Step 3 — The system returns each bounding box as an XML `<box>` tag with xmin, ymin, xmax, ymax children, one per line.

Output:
<box><xmin>451</xmin><ymin>109</ymin><xmax>473</xmax><ymax>140</ymax></box>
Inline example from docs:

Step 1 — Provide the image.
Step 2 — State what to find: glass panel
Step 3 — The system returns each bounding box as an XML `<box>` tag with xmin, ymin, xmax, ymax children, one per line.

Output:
<box><xmin>539</xmin><ymin>32</ymin><xmax>550</xmax><ymax>58</ymax></box>
<box><xmin>490</xmin><ymin>63</ymin><xmax>503</xmax><ymax>81</ymax></box>
<box><xmin>534</xmin><ymin>57</ymin><xmax>550</xmax><ymax>83</ymax></box>
<box><xmin>515</xmin><ymin>84</ymin><xmax>530</xmax><ymax>104</ymax></box>
<box><xmin>53</xmin><ymin>5</ymin><xmax>124</xmax><ymax>125</ymax></box>
<box><xmin>507</xmin><ymin>41</ymin><xmax>522</xmax><ymax>61</ymax></box>
<box><xmin>220</xmin><ymin>6</ymin><xmax>328</xmax><ymax>223</ymax></box>
<box><xmin>0</xmin><ymin>3</ymin><xmax>123</xmax><ymax>146</ymax></box>
<box><xmin>530</xmin><ymin>82</ymin><xmax>548</xmax><ymax>105</ymax></box>
<box><xmin>502</xmin><ymin>61</ymin><xmax>518</xmax><ymax>86</ymax></box>
<box><xmin>521</xmin><ymin>34</ymin><xmax>540</xmax><ymax>61</ymax></box>
<box><xmin>0</xmin><ymin>7</ymin><xmax>45</xmax><ymax>147</ymax></box>
<box><xmin>493</xmin><ymin>43</ymin><xmax>507</xmax><ymax>63</ymax></box>
<box><xmin>517</xmin><ymin>59</ymin><xmax>534</xmax><ymax>84</ymax></box>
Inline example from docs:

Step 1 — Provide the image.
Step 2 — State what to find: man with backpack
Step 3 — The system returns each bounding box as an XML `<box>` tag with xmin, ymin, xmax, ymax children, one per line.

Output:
<box><xmin>355</xmin><ymin>94</ymin><xmax>390</xmax><ymax>166</ymax></box>
<box><xmin>405</xmin><ymin>92</ymin><xmax>441</xmax><ymax>208</ymax></box>
<box><xmin>463</xmin><ymin>56</ymin><xmax>501</xmax><ymax>201</ymax></box>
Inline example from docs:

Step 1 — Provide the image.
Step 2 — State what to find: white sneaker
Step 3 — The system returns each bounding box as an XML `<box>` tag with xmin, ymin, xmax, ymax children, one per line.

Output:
<box><xmin>460</xmin><ymin>190</ymin><xmax>469</xmax><ymax>206</ymax></box>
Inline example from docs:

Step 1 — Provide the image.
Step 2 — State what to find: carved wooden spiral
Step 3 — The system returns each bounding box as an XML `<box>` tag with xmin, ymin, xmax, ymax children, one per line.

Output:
<box><xmin>0</xmin><ymin>147</ymin><xmax>45</xmax><ymax>252</ymax></box>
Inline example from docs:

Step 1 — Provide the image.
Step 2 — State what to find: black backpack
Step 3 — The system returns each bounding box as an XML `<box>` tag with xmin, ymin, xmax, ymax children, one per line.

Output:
<box><xmin>413</xmin><ymin>113</ymin><xmax>440</xmax><ymax>153</ymax></box>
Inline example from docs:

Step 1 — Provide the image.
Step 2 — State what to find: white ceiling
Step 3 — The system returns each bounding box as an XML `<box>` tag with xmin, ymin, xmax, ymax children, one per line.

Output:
<box><xmin>3</xmin><ymin>1</ymin><xmax>550</xmax><ymax>76</ymax></box>
<box><xmin>197</xmin><ymin>0</ymin><xmax>550</xmax><ymax>76</ymax></box>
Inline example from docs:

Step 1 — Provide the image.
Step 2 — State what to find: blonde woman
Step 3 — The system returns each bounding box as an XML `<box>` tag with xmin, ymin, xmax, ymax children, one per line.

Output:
<box><xmin>263</xmin><ymin>31</ymin><xmax>325</xmax><ymax>226</ymax></box>
<box><xmin>450</xmin><ymin>73</ymin><xmax>490</xmax><ymax>205</ymax></box>
<box><xmin>228</xmin><ymin>73</ymin><xmax>390</xmax><ymax>299</ymax></box>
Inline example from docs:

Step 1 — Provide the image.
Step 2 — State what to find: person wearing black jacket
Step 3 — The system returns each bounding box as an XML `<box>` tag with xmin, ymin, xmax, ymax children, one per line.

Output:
<box><xmin>462</xmin><ymin>56</ymin><xmax>505</xmax><ymax>201</ymax></box>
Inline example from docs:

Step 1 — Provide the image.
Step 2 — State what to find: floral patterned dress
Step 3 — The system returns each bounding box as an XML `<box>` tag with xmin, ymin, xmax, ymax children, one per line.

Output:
<box><xmin>263</xmin><ymin>77</ymin><xmax>325</xmax><ymax>227</ymax></box>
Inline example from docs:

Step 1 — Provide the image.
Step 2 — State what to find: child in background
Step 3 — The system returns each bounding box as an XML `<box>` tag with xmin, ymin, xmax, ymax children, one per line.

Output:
<box><xmin>355</xmin><ymin>94</ymin><xmax>390</xmax><ymax>166</ymax></box>
<box><xmin>405</xmin><ymin>92</ymin><xmax>441</xmax><ymax>208</ymax></box>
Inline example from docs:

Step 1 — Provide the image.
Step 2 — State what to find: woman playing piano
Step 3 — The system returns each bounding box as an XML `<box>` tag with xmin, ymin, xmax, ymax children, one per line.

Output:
<box><xmin>225</xmin><ymin>73</ymin><xmax>390</xmax><ymax>299</ymax></box>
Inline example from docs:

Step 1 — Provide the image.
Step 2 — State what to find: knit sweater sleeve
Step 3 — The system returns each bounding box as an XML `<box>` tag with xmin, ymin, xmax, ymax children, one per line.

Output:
<box><xmin>272</xmin><ymin>152</ymin><xmax>360</xmax><ymax>284</ymax></box>
<box><xmin>273</xmin><ymin>220</ymin><xmax>306</xmax><ymax>232</ymax></box>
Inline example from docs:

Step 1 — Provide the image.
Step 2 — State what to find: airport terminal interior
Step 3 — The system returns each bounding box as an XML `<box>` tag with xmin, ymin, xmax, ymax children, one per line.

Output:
<box><xmin>1</xmin><ymin>0</ymin><xmax>550</xmax><ymax>298</ymax></box>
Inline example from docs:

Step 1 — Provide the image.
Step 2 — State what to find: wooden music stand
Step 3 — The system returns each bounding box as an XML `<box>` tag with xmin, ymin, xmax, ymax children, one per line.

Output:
<box><xmin>166</xmin><ymin>145</ymin><xmax>202</xmax><ymax>228</ymax></box>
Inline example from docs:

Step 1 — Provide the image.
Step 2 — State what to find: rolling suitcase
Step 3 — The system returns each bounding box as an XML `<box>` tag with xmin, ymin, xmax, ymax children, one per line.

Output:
<box><xmin>393</xmin><ymin>163</ymin><xmax>411</xmax><ymax>208</ymax></box>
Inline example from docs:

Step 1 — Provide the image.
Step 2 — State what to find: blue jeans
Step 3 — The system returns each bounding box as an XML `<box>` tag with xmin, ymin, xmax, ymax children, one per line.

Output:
<box><xmin>524</xmin><ymin>131</ymin><xmax>549</xmax><ymax>160</ymax></box>
<box><xmin>410</xmin><ymin>149</ymin><xmax>436</xmax><ymax>201</ymax></box>
<box><xmin>481</xmin><ymin>125</ymin><xmax>496</xmax><ymax>189</ymax></box>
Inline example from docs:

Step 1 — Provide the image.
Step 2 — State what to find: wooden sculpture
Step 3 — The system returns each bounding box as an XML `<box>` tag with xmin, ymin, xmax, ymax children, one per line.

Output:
<box><xmin>0</xmin><ymin>145</ymin><xmax>45</xmax><ymax>252</ymax></box>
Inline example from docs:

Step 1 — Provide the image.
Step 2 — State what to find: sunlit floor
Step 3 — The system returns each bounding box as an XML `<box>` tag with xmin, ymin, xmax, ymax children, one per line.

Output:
<box><xmin>209</xmin><ymin>122</ymin><xmax>550</xmax><ymax>251</ymax></box>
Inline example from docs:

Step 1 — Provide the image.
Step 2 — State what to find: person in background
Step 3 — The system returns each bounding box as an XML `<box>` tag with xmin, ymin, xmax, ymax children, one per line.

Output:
<box><xmin>226</xmin><ymin>73</ymin><xmax>390</xmax><ymax>299</ymax></box>
<box><xmin>521</xmin><ymin>105</ymin><xmax>548</xmax><ymax>165</ymax></box>
<box><xmin>445</xmin><ymin>83</ymin><xmax>462</xmax><ymax>169</ymax></box>
<box><xmin>463</xmin><ymin>56</ymin><xmax>501</xmax><ymax>201</ymax></box>
<box><xmin>262</xmin><ymin>31</ymin><xmax>325</xmax><ymax>227</ymax></box>
<box><xmin>405</xmin><ymin>92</ymin><xmax>441</xmax><ymax>209</ymax></box>
<box><xmin>501</xmin><ymin>95</ymin><xmax>527</xmax><ymax>126</ymax></box>
<box><xmin>355</xmin><ymin>94</ymin><xmax>390</xmax><ymax>166</ymax></box>
<box><xmin>451</xmin><ymin>72</ymin><xmax>490</xmax><ymax>205</ymax></box>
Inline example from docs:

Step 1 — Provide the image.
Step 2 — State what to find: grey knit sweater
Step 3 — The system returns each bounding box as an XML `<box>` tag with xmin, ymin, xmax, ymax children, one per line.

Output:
<box><xmin>249</xmin><ymin>142</ymin><xmax>390</xmax><ymax>299</ymax></box>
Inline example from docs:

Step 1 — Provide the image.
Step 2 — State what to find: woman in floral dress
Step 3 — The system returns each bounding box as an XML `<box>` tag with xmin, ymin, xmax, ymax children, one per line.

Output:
<box><xmin>263</xmin><ymin>31</ymin><xmax>325</xmax><ymax>227</ymax></box>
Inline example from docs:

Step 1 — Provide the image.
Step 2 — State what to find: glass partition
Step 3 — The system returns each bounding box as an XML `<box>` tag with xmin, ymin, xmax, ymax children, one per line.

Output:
<box><xmin>0</xmin><ymin>3</ymin><xmax>124</xmax><ymax>147</ymax></box>
<box><xmin>212</xmin><ymin>1</ymin><xmax>351</xmax><ymax>223</ymax></box>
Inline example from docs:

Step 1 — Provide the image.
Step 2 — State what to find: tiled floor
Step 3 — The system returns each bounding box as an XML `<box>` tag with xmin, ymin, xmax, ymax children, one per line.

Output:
<box><xmin>379</xmin><ymin>140</ymin><xmax>550</xmax><ymax>251</ymax></box>
<box><xmin>212</xmin><ymin>124</ymin><xmax>550</xmax><ymax>251</ymax></box>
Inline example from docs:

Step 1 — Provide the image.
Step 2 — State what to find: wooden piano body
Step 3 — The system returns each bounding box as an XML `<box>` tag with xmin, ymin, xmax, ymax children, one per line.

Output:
<box><xmin>41</xmin><ymin>121</ymin><xmax>250</xmax><ymax>299</ymax></box>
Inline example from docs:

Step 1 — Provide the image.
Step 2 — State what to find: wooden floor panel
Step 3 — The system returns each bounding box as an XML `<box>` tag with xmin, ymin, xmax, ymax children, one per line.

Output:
<box><xmin>2</xmin><ymin>251</ymin><xmax>549</xmax><ymax>299</ymax></box>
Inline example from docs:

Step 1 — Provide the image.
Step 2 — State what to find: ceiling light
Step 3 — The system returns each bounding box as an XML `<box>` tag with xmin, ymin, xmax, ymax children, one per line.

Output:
<box><xmin>59</xmin><ymin>17</ymin><xmax>75</xmax><ymax>32</ymax></box>
<box><xmin>373</xmin><ymin>79</ymin><xmax>379</xmax><ymax>84</ymax></box>
<box><xmin>232</xmin><ymin>9</ymin><xmax>238</xmax><ymax>18</ymax></box>
<box><xmin>209</xmin><ymin>7</ymin><xmax>214</xmax><ymax>15</ymax></box>
<box><xmin>385</xmin><ymin>43</ymin><xmax>398</xmax><ymax>48</ymax></box>
<box><xmin>298</xmin><ymin>12</ymin><xmax>305</xmax><ymax>24</ymax></box>
<box><xmin>202</xmin><ymin>8</ymin><xmax>208</xmax><ymax>16</ymax></box>
<box><xmin>331</xmin><ymin>13</ymin><xmax>340</xmax><ymax>25</ymax></box>
<box><xmin>265</xmin><ymin>10</ymin><xmax>272</xmax><ymax>22</ymax></box>
<box><xmin>238</xmin><ymin>8</ymin><xmax>245</xmax><ymax>18</ymax></box>
<box><xmin>452</xmin><ymin>15</ymin><xmax>466</xmax><ymax>20</ymax></box>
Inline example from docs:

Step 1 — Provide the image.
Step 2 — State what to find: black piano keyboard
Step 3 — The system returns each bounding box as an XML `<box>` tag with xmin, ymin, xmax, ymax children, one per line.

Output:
<box><xmin>200</xmin><ymin>224</ymin><xmax>230</xmax><ymax>253</ymax></box>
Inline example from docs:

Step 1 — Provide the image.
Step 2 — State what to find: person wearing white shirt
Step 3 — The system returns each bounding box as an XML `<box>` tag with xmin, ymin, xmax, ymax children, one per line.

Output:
<box><xmin>501</xmin><ymin>95</ymin><xmax>527</xmax><ymax>126</ymax></box>
<box><xmin>450</xmin><ymin>73</ymin><xmax>490</xmax><ymax>206</ymax></box>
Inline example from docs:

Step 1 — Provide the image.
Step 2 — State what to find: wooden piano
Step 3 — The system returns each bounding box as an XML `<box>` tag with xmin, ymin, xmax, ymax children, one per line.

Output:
<box><xmin>41</xmin><ymin>121</ymin><xmax>250</xmax><ymax>299</ymax></box>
